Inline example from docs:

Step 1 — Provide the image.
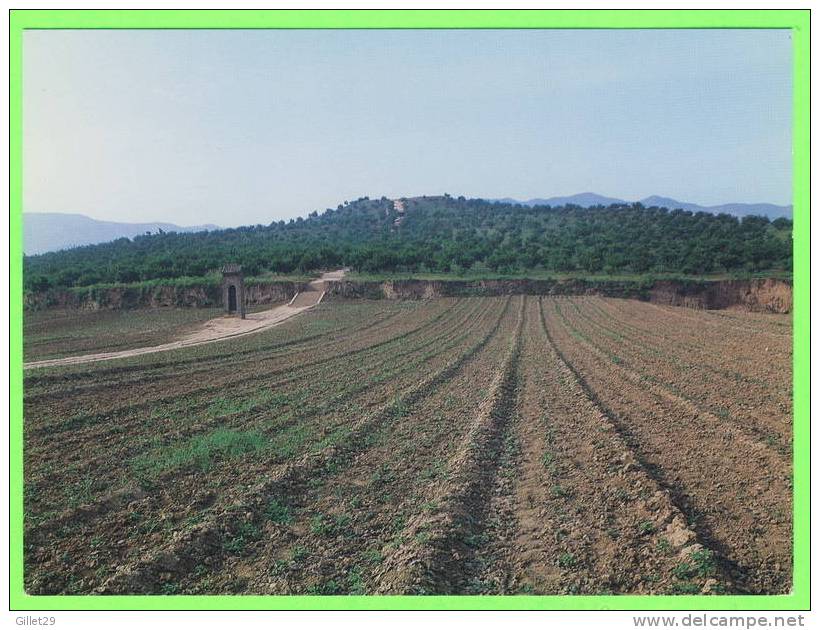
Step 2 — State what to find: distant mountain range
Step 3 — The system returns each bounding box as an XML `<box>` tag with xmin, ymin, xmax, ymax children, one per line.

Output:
<box><xmin>492</xmin><ymin>193</ymin><xmax>792</xmax><ymax>220</ymax></box>
<box><xmin>24</xmin><ymin>213</ymin><xmax>220</xmax><ymax>256</ymax></box>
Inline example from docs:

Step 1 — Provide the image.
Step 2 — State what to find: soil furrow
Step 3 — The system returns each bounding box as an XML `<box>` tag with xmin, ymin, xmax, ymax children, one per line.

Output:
<box><xmin>588</xmin><ymin>298</ymin><xmax>791</xmax><ymax>391</ymax></box>
<box><xmin>24</xmin><ymin>299</ymin><xmax>501</xmax><ymax>590</ymax></box>
<box><xmin>198</xmin><ymin>298</ymin><xmax>522</xmax><ymax>595</ymax></box>
<box><xmin>372</xmin><ymin>296</ymin><xmax>525</xmax><ymax>594</ymax></box>
<box><xmin>560</xmin><ymin>298</ymin><xmax>791</xmax><ymax>452</ymax></box>
<box><xmin>25</xmin><ymin>299</ymin><xmax>472</xmax><ymax>433</ymax></box>
<box><xmin>23</xmin><ymin>293</ymin><xmax>793</xmax><ymax>596</ymax></box>
<box><xmin>23</xmin><ymin>300</ymin><xmax>455</xmax><ymax>410</ymax></box>
<box><xmin>29</xmin><ymin>300</ymin><xmax>494</xmax><ymax>531</ymax></box>
<box><xmin>483</xmin><ymin>297</ymin><xmax>732</xmax><ymax>595</ymax></box>
<box><xmin>543</xmin><ymin>298</ymin><xmax>791</xmax><ymax>594</ymax></box>
<box><xmin>44</xmin><ymin>298</ymin><xmax>511</xmax><ymax>594</ymax></box>
<box><xmin>25</xmin><ymin>299</ymin><xmax>485</xmax><ymax>467</ymax></box>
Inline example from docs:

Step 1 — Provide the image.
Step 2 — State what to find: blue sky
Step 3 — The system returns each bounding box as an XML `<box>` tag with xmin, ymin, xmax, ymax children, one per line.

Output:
<box><xmin>24</xmin><ymin>29</ymin><xmax>792</xmax><ymax>227</ymax></box>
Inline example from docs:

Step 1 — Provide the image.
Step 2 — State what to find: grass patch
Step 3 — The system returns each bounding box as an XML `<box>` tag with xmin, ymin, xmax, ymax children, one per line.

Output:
<box><xmin>307</xmin><ymin>579</ymin><xmax>342</xmax><ymax>595</ymax></box>
<box><xmin>264</xmin><ymin>498</ymin><xmax>293</xmax><ymax>525</ymax></box>
<box><xmin>224</xmin><ymin>521</ymin><xmax>261</xmax><ymax>555</ymax></box>
<box><xmin>387</xmin><ymin>397</ymin><xmax>410</xmax><ymax>419</ymax></box>
<box><xmin>65</xmin><ymin>477</ymin><xmax>96</xmax><ymax>508</ymax></box>
<box><xmin>464</xmin><ymin>532</ymin><xmax>489</xmax><ymax>549</ymax></box>
<box><xmin>133</xmin><ymin>428</ymin><xmax>266</xmax><ymax>478</ymax></box>
<box><xmin>558</xmin><ymin>553</ymin><xmax>577</xmax><ymax>568</ymax></box>
<box><xmin>689</xmin><ymin>549</ymin><xmax>718</xmax><ymax>577</ymax></box>
<box><xmin>672</xmin><ymin>549</ymin><xmax>717</xmax><ymax>581</ymax></box>
<box><xmin>309</xmin><ymin>512</ymin><xmax>352</xmax><ymax>537</ymax></box>
<box><xmin>420</xmin><ymin>460</ymin><xmax>446</xmax><ymax>481</ymax></box>
<box><xmin>638</xmin><ymin>521</ymin><xmax>655</xmax><ymax>535</ymax></box>
<box><xmin>310</xmin><ymin>513</ymin><xmax>334</xmax><ymax>536</ymax></box>
<box><xmin>290</xmin><ymin>546</ymin><xmax>309</xmax><ymax>563</ymax></box>
<box><xmin>345</xmin><ymin>566</ymin><xmax>365</xmax><ymax>594</ymax></box>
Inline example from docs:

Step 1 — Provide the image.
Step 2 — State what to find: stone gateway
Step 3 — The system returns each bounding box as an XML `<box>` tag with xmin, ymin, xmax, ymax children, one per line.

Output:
<box><xmin>221</xmin><ymin>264</ymin><xmax>246</xmax><ymax>319</ymax></box>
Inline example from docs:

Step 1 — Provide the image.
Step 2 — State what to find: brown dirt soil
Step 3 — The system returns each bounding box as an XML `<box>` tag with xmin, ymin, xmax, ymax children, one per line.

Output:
<box><xmin>543</xmin><ymin>299</ymin><xmax>792</xmax><ymax>594</ymax></box>
<box><xmin>23</xmin><ymin>296</ymin><xmax>792</xmax><ymax>595</ymax></box>
<box><xmin>562</xmin><ymin>298</ymin><xmax>791</xmax><ymax>450</ymax></box>
<box><xmin>23</xmin><ymin>307</ymin><xmax>223</xmax><ymax>362</ymax></box>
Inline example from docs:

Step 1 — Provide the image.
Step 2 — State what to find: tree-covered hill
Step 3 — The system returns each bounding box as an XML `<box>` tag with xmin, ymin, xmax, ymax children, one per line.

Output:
<box><xmin>23</xmin><ymin>195</ymin><xmax>792</xmax><ymax>291</ymax></box>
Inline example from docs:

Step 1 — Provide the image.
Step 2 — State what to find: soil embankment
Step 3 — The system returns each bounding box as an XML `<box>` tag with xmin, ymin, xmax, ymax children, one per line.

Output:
<box><xmin>648</xmin><ymin>278</ymin><xmax>792</xmax><ymax>313</ymax></box>
<box><xmin>24</xmin><ymin>281</ymin><xmax>302</xmax><ymax>311</ymax></box>
<box><xmin>24</xmin><ymin>275</ymin><xmax>792</xmax><ymax>315</ymax></box>
<box><xmin>325</xmin><ymin>277</ymin><xmax>792</xmax><ymax>314</ymax></box>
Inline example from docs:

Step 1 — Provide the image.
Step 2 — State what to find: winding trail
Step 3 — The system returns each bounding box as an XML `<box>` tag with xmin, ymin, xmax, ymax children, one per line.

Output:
<box><xmin>24</xmin><ymin>270</ymin><xmax>345</xmax><ymax>370</ymax></box>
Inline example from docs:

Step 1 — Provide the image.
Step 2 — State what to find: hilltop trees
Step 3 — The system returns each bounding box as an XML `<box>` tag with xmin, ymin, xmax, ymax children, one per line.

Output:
<box><xmin>23</xmin><ymin>196</ymin><xmax>792</xmax><ymax>290</ymax></box>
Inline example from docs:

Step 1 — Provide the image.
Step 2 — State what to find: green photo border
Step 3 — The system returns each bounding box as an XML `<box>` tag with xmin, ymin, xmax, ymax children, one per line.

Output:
<box><xmin>8</xmin><ymin>9</ymin><xmax>810</xmax><ymax>611</ymax></box>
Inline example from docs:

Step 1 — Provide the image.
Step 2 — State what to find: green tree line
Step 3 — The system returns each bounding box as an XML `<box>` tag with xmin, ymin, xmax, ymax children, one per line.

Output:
<box><xmin>24</xmin><ymin>195</ymin><xmax>792</xmax><ymax>291</ymax></box>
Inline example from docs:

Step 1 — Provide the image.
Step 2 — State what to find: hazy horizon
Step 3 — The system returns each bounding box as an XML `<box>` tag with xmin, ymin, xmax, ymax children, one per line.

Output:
<box><xmin>24</xmin><ymin>29</ymin><xmax>792</xmax><ymax>227</ymax></box>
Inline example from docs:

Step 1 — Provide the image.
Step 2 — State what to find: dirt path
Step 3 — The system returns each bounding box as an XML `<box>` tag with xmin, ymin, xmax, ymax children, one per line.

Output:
<box><xmin>24</xmin><ymin>270</ymin><xmax>345</xmax><ymax>370</ymax></box>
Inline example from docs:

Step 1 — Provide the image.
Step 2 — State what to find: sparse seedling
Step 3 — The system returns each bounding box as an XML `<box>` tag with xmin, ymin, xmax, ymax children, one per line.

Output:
<box><xmin>310</xmin><ymin>513</ymin><xmax>332</xmax><ymax>536</ymax></box>
<box><xmin>672</xmin><ymin>562</ymin><xmax>693</xmax><ymax>580</ymax></box>
<box><xmin>290</xmin><ymin>546</ymin><xmax>309</xmax><ymax>563</ymax></box>
<box><xmin>23</xmin><ymin>295</ymin><xmax>791</xmax><ymax>597</ymax></box>
<box><xmin>346</xmin><ymin>566</ymin><xmax>365</xmax><ymax>594</ymax></box>
<box><xmin>551</xmin><ymin>484</ymin><xmax>570</xmax><ymax>498</ymax></box>
<box><xmin>639</xmin><ymin>521</ymin><xmax>655</xmax><ymax>535</ymax></box>
<box><xmin>463</xmin><ymin>532</ymin><xmax>489</xmax><ymax>549</ymax></box>
<box><xmin>363</xmin><ymin>548</ymin><xmax>384</xmax><ymax>564</ymax></box>
<box><xmin>308</xmin><ymin>579</ymin><xmax>341</xmax><ymax>595</ymax></box>
<box><xmin>558</xmin><ymin>553</ymin><xmax>577</xmax><ymax>569</ymax></box>
<box><xmin>224</xmin><ymin>521</ymin><xmax>260</xmax><ymax>555</ymax></box>
<box><xmin>690</xmin><ymin>549</ymin><xmax>717</xmax><ymax>577</ymax></box>
<box><xmin>264</xmin><ymin>498</ymin><xmax>292</xmax><ymax>525</ymax></box>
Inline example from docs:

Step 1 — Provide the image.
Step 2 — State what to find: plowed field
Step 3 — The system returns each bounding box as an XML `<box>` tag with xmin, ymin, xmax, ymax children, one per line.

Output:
<box><xmin>23</xmin><ymin>296</ymin><xmax>792</xmax><ymax>596</ymax></box>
